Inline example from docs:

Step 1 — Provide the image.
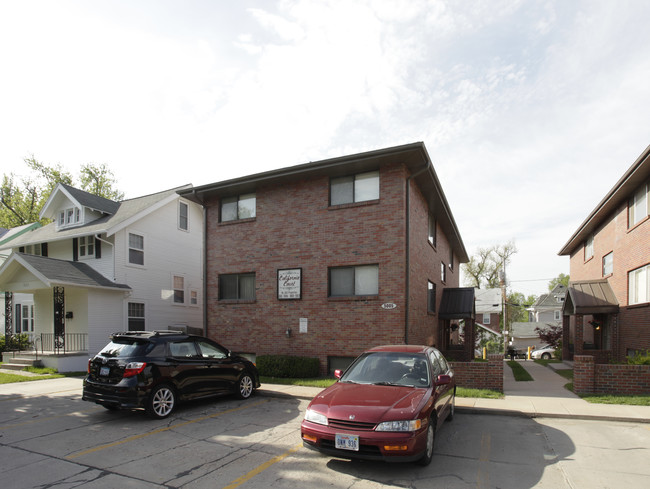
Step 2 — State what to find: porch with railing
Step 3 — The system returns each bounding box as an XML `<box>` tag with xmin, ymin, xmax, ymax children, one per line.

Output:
<box><xmin>4</xmin><ymin>332</ymin><xmax>88</xmax><ymax>355</ymax></box>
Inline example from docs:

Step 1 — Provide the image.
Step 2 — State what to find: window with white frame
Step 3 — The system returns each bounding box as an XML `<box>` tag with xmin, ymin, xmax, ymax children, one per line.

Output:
<box><xmin>173</xmin><ymin>275</ymin><xmax>185</xmax><ymax>304</ymax></box>
<box><xmin>330</xmin><ymin>171</ymin><xmax>379</xmax><ymax>206</ymax></box>
<box><xmin>554</xmin><ymin>310</ymin><xmax>561</xmax><ymax>321</ymax></box>
<box><xmin>128</xmin><ymin>233</ymin><xmax>144</xmax><ymax>265</ymax></box>
<box><xmin>21</xmin><ymin>305</ymin><xmax>34</xmax><ymax>332</ymax></box>
<box><xmin>329</xmin><ymin>265</ymin><xmax>379</xmax><ymax>297</ymax></box>
<box><xmin>23</xmin><ymin>244</ymin><xmax>42</xmax><ymax>256</ymax></box>
<box><xmin>78</xmin><ymin>236</ymin><xmax>95</xmax><ymax>258</ymax></box>
<box><xmin>59</xmin><ymin>207</ymin><xmax>81</xmax><ymax>228</ymax></box>
<box><xmin>221</xmin><ymin>193</ymin><xmax>256</xmax><ymax>222</ymax></box>
<box><xmin>628</xmin><ymin>182</ymin><xmax>649</xmax><ymax>228</ymax></box>
<box><xmin>483</xmin><ymin>313</ymin><xmax>490</xmax><ymax>324</ymax></box>
<box><xmin>585</xmin><ymin>234</ymin><xmax>594</xmax><ymax>260</ymax></box>
<box><xmin>179</xmin><ymin>201</ymin><xmax>189</xmax><ymax>230</ymax></box>
<box><xmin>219</xmin><ymin>273</ymin><xmax>256</xmax><ymax>300</ymax></box>
<box><xmin>127</xmin><ymin>302</ymin><xmax>145</xmax><ymax>331</ymax></box>
<box><xmin>428</xmin><ymin>281</ymin><xmax>436</xmax><ymax>313</ymax></box>
<box><xmin>190</xmin><ymin>289</ymin><xmax>198</xmax><ymax>306</ymax></box>
<box><xmin>603</xmin><ymin>252</ymin><xmax>613</xmax><ymax>276</ymax></box>
<box><xmin>629</xmin><ymin>264</ymin><xmax>650</xmax><ymax>305</ymax></box>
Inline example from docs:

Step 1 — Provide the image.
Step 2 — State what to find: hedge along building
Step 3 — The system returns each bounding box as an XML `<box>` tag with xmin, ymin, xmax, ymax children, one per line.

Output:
<box><xmin>180</xmin><ymin>143</ymin><xmax>471</xmax><ymax>374</ymax></box>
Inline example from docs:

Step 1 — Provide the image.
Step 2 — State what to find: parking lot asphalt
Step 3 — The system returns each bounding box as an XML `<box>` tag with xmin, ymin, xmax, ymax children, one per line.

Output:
<box><xmin>2</xmin><ymin>360</ymin><xmax>649</xmax><ymax>423</ymax></box>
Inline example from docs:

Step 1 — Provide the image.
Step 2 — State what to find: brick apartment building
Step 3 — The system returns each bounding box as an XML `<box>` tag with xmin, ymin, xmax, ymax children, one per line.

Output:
<box><xmin>180</xmin><ymin>143</ymin><xmax>470</xmax><ymax>373</ymax></box>
<box><xmin>559</xmin><ymin>143</ymin><xmax>650</xmax><ymax>362</ymax></box>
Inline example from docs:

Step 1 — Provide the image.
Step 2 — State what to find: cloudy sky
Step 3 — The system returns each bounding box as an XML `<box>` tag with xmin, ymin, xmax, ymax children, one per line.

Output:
<box><xmin>2</xmin><ymin>0</ymin><xmax>650</xmax><ymax>297</ymax></box>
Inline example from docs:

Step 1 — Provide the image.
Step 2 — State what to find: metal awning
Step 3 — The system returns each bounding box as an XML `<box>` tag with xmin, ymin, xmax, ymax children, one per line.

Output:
<box><xmin>564</xmin><ymin>280</ymin><xmax>619</xmax><ymax>315</ymax></box>
<box><xmin>439</xmin><ymin>287</ymin><xmax>475</xmax><ymax>319</ymax></box>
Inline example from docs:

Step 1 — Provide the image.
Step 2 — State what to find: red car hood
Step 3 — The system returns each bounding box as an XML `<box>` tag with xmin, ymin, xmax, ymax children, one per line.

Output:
<box><xmin>309</xmin><ymin>382</ymin><xmax>431</xmax><ymax>424</ymax></box>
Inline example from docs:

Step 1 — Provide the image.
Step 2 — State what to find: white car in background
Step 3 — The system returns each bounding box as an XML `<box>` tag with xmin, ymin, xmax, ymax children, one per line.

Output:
<box><xmin>531</xmin><ymin>345</ymin><xmax>555</xmax><ymax>360</ymax></box>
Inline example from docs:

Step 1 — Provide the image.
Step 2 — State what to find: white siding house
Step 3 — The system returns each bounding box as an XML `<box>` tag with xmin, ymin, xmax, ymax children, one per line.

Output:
<box><xmin>0</xmin><ymin>184</ymin><xmax>203</xmax><ymax>371</ymax></box>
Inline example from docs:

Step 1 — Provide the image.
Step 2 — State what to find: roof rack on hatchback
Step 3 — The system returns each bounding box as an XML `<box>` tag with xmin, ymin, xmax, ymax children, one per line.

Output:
<box><xmin>110</xmin><ymin>330</ymin><xmax>187</xmax><ymax>338</ymax></box>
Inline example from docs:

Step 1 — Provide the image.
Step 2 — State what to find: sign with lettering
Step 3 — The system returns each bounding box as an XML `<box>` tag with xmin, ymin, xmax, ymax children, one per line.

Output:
<box><xmin>278</xmin><ymin>268</ymin><xmax>302</xmax><ymax>300</ymax></box>
<box><xmin>382</xmin><ymin>303</ymin><xmax>397</xmax><ymax>310</ymax></box>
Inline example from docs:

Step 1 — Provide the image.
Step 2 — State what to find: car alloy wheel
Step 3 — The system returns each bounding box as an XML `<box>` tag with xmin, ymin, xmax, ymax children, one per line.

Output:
<box><xmin>417</xmin><ymin>420</ymin><xmax>435</xmax><ymax>466</ymax></box>
<box><xmin>542</xmin><ymin>352</ymin><xmax>552</xmax><ymax>360</ymax></box>
<box><xmin>147</xmin><ymin>384</ymin><xmax>176</xmax><ymax>419</ymax></box>
<box><xmin>237</xmin><ymin>374</ymin><xmax>254</xmax><ymax>399</ymax></box>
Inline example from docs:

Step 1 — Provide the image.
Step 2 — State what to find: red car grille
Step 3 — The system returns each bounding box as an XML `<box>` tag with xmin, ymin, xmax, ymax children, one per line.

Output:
<box><xmin>328</xmin><ymin>418</ymin><xmax>376</xmax><ymax>431</ymax></box>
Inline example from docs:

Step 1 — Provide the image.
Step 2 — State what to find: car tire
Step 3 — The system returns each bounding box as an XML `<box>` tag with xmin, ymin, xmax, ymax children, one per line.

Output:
<box><xmin>446</xmin><ymin>391</ymin><xmax>455</xmax><ymax>422</ymax></box>
<box><xmin>146</xmin><ymin>384</ymin><xmax>176</xmax><ymax>419</ymax></box>
<box><xmin>416</xmin><ymin>419</ymin><xmax>435</xmax><ymax>466</ymax></box>
<box><xmin>236</xmin><ymin>373</ymin><xmax>254</xmax><ymax>399</ymax></box>
<box><xmin>542</xmin><ymin>352</ymin><xmax>551</xmax><ymax>360</ymax></box>
<box><xmin>102</xmin><ymin>404</ymin><xmax>119</xmax><ymax>411</ymax></box>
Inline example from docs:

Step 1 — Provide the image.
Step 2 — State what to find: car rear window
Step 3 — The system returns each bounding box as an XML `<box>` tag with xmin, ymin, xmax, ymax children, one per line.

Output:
<box><xmin>99</xmin><ymin>339</ymin><xmax>153</xmax><ymax>358</ymax></box>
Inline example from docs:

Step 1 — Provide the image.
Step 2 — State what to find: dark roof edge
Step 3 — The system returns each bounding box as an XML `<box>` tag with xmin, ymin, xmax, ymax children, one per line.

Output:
<box><xmin>558</xmin><ymin>143</ymin><xmax>650</xmax><ymax>255</ymax></box>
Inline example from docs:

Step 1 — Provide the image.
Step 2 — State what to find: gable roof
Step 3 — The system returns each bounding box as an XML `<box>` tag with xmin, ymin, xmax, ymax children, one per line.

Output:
<box><xmin>0</xmin><ymin>222</ymin><xmax>42</xmax><ymax>248</ymax></box>
<box><xmin>40</xmin><ymin>183</ymin><xmax>120</xmax><ymax>220</ymax></box>
<box><xmin>179</xmin><ymin>142</ymin><xmax>468</xmax><ymax>263</ymax></box>
<box><xmin>474</xmin><ymin>288</ymin><xmax>502</xmax><ymax>313</ymax></box>
<box><xmin>531</xmin><ymin>284</ymin><xmax>567</xmax><ymax>309</ymax></box>
<box><xmin>559</xmin><ymin>144</ymin><xmax>650</xmax><ymax>255</ymax></box>
<box><xmin>5</xmin><ymin>185</ymin><xmax>191</xmax><ymax>248</ymax></box>
<box><xmin>0</xmin><ymin>253</ymin><xmax>130</xmax><ymax>291</ymax></box>
<box><xmin>564</xmin><ymin>280</ymin><xmax>619</xmax><ymax>315</ymax></box>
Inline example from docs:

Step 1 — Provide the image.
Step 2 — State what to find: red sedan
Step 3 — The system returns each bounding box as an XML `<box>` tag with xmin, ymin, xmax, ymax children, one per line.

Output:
<box><xmin>301</xmin><ymin>345</ymin><xmax>455</xmax><ymax>466</ymax></box>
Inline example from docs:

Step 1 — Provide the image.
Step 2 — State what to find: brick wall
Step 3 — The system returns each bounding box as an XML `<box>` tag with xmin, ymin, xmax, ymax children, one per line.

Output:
<box><xmin>203</xmin><ymin>162</ymin><xmax>459</xmax><ymax>375</ymax></box>
<box><xmin>574</xmin><ymin>355</ymin><xmax>650</xmax><ymax>395</ymax></box>
<box><xmin>450</xmin><ymin>354</ymin><xmax>503</xmax><ymax>392</ymax></box>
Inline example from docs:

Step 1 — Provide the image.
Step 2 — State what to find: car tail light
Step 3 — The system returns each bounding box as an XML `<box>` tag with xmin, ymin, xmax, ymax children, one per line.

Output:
<box><xmin>87</xmin><ymin>359</ymin><xmax>92</xmax><ymax>373</ymax></box>
<box><xmin>123</xmin><ymin>362</ymin><xmax>146</xmax><ymax>378</ymax></box>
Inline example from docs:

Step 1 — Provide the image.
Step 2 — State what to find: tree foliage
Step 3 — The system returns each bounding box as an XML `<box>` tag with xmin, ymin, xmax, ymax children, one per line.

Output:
<box><xmin>462</xmin><ymin>241</ymin><xmax>518</xmax><ymax>289</ymax></box>
<box><xmin>507</xmin><ymin>291</ymin><xmax>538</xmax><ymax>324</ymax></box>
<box><xmin>535</xmin><ymin>324</ymin><xmax>563</xmax><ymax>348</ymax></box>
<box><xmin>0</xmin><ymin>156</ymin><xmax>123</xmax><ymax>228</ymax></box>
<box><xmin>548</xmin><ymin>273</ymin><xmax>570</xmax><ymax>291</ymax></box>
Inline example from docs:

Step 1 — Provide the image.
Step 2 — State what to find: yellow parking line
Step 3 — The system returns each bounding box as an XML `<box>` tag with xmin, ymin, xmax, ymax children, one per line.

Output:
<box><xmin>222</xmin><ymin>443</ymin><xmax>303</xmax><ymax>489</ymax></box>
<box><xmin>66</xmin><ymin>399</ymin><xmax>269</xmax><ymax>459</ymax></box>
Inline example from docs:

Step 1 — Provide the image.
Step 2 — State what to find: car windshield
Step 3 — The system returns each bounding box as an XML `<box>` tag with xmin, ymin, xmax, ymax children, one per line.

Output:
<box><xmin>99</xmin><ymin>339</ymin><xmax>151</xmax><ymax>358</ymax></box>
<box><xmin>340</xmin><ymin>352</ymin><xmax>430</xmax><ymax>388</ymax></box>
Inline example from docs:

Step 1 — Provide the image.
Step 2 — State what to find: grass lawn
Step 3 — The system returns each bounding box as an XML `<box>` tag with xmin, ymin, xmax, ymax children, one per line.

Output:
<box><xmin>0</xmin><ymin>372</ymin><xmax>65</xmax><ymax>384</ymax></box>
<box><xmin>457</xmin><ymin>387</ymin><xmax>504</xmax><ymax>399</ymax></box>
<box><xmin>506</xmin><ymin>360</ymin><xmax>534</xmax><ymax>381</ymax></box>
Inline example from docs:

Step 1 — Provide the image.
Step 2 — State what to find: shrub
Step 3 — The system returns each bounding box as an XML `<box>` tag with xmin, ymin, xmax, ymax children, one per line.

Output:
<box><xmin>0</xmin><ymin>334</ymin><xmax>33</xmax><ymax>353</ymax></box>
<box><xmin>554</xmin><ymin>339</ymin><xmax>563</xmax><ymax>360</ymax></box>
<box><xmin>627</xmin><ymin>350</ymin><xmax>650</xmax><ymax>365</ymax></box>
<box><xmin>256</xmin><ymin>355</ymin><xmax>320</xmax><ymax>378</ymax></box>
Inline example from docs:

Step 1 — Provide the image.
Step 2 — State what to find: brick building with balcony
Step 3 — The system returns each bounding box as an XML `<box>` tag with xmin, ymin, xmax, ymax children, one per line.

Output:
<box><xmin>180</xmin><ymin>143</ymin><xmax>471</xmax><ymax>373</ymax></box>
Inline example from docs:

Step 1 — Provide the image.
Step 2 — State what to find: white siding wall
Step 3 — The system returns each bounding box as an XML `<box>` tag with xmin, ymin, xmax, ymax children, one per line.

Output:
<box><xmin>88</xmin><ymin>289</ymin><xmax>125</xmax><ymax>355</ymax></box>
<box><xmin>113</xmin><ymin>197</ymin><xmax>203</xmax><ymax>332</ymax></box>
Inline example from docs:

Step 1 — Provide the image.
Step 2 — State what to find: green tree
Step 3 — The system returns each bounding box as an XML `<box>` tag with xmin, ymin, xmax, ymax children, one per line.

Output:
<box><xmin>548</xmin><ymin>273</ymin><xmax>570</xmax><ymax>291</ymax></box>
<box><xmin>1</xmin><ymin>156</ymin><xmax>123</xmax><ymax>228</ymax></box>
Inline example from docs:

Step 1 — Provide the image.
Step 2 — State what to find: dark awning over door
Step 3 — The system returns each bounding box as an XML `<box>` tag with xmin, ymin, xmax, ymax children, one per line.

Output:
<box><xmin>439</xmin><ymin>287</ymin><xmax>475</xmax><ymax>319</ymax></box>
<box><xmin>564</xmin><ymin>280</ymin><xmax>619</xmax><ymax>315</ymax></box>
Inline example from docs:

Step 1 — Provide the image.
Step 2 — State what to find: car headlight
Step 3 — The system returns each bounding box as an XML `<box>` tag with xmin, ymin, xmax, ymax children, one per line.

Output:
<box><xmin>304</xmin><ymin>409</ymin><xmax>328</xmax><ymax>426</ymax></box>
<box><xmin>375</xmin><ymin>419</ymin><xmax>422</xmax><ymax>432</ymax></box>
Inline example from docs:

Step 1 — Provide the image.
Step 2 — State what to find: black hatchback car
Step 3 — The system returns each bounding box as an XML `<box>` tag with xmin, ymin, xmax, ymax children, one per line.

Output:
<box><xmin>82</xmin><ymin>331</ymin><xmax>260</xmax><ymax>418</ymax></box>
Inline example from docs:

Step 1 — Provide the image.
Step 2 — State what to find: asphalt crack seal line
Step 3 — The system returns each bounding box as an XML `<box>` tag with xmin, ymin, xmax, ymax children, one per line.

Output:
<box><xmin>221</xmin><ymin>442</ymin><xmax>303</xmax><ymax>489</ymax></box>
<box><xmin>65</xmin><ymin>399</ymin><xmax>270</xmax><ymax>459</ymax></box>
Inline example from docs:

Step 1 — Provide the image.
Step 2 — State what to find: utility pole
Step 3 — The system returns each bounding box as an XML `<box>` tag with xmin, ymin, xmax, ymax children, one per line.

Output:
<box><xmin>500</xmin><ymin>267</ymin><xmax>508</xmax><ymax>354</ymax></box>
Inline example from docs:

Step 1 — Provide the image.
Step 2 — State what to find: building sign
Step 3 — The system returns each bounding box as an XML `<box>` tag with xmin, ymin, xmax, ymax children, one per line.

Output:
<box><xmin>278</xmin><ymin>268</ymin><xmax>302</xmax><ymax>300</ymax></box>
<box><xmin>381</xmin><ymin>303</ymin><xmax>397</xmax><ymax>310</ymax></box>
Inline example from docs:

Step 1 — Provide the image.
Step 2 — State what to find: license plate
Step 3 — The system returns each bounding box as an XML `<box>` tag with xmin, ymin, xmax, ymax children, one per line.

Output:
<box><xmin>100</xmin><ymin>366</ymin><xmax>110</xmax><ymax>376</ymax></box>
<box><xmin>335</xmin><ymin>434</ymin><xmax>359</xmax><ymax>451</ymax></box>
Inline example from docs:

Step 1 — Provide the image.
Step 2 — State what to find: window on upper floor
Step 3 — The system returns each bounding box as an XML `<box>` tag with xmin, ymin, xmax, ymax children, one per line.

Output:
<box><xmin>554</xmin><ymin>310</ymin><xmax>561</xmax><ymax>321</ymax></box>
<box><xmin>22</xmin><ymin>243</ymin><xmax>42</xmax><ymax>256</ymax></box>
<box><xmin>221</xmin><ymin>193</ymin><xmax>256</xmax><ymax>222</ymax></box>
<box><xmin>78</xmin><ymin>236</ymin><xmax>95</xmax><ymax>258</ymax></box>
<box><xmin>330</xmin><ymin>171</ymin><xmax>379</xmax><ymax>206</ymax></box>
<box><xmin>603</xmin><ymin>252</ymin><xmax>613</xmax><ymax>276</ymax></box>
<box><xmin>428</xmin><ymin>281</ymin><xmax>436</xmax><ymax>313</ymax></box>
<box><xmin>428</xmin><ymin>213</ymin><xmax>436</xmax><ymax>247</ymax></box>
<box><xmin>219</xmin><ymin>273</ymin><xmax>256</xmax><ymax>300</ymax></box>
<box><xmin>629</xmin><ymin>264</ymin><xmax>650</xmax><ymax>305</ymax></box>
<box><xmin>58</xmin><ymin>207</ymin><xmax>81</xmax><ymax>228</ymax></box>
<box><xmin>483</xmin><ymin>313</ymin><xmax>490</xmax><ymax>324</ymax></box>
<box><xmin>629</xmin><ymin>182</ymin><xmax>650</xmax><ymax>228</ymax></box>
<box><xmin>329</xmin><ymin>265</ymin><xmax>378</xmax><ymax>297</ymax></box>
<box><xmin>179</xmin><ymin>201</ymin><xmax>189</xmax><ymax>231</ymax></box>
<box><xmin>190</xmin><ymin>289</ymin><xmax>199</xmax><ymax>306</ymax></box>
<box><xmin>440</xmin><ymin>262</ymin><xmax>447</xmax><ymax>283</ymax></box>
<box><xmin>173</xmin><ymin>275</ymin><xmax>185</xmax><ymax>304</ymax></box>
<box><xmin>585</xmin><ymin>234</ymin><xmax>594</xmax><ymax>260</ymax></box>
<box><xmin>128</xmin><ymin>233</ymin><xmax>144</xmax><ymax>266</ymax></box>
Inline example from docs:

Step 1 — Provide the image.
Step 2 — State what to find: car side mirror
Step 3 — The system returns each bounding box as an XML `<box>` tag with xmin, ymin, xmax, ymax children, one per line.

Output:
<box><xmin>436</xmin><ymin>374</ymin><xmax>451</xmax><ymax>385</ymax></box>
<box><xmin>334</xmin><ymin>369</ymin><xmax>342</xmax><ymax>380</ymax></box>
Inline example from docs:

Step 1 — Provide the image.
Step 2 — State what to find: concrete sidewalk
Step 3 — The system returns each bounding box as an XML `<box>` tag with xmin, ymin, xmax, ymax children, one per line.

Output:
<box><xmin>257</xmin><ymin>360</ymin><xmax>650</xmax><ymax>423</ymax></box>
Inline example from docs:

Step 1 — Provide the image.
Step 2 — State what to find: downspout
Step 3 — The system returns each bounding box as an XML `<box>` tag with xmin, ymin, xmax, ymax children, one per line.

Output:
<box><xmin>405</xmin><ymin>162</ymin><xmax>430</xmax><ymax>344</ymax></box>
